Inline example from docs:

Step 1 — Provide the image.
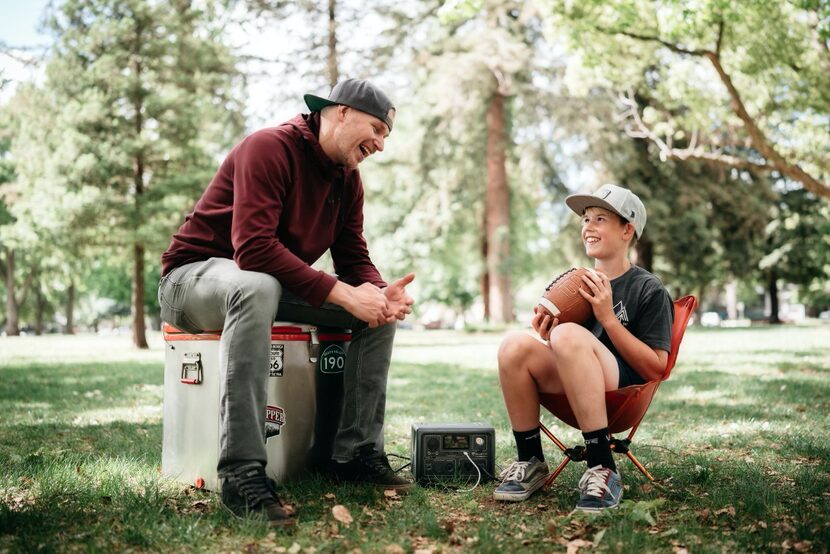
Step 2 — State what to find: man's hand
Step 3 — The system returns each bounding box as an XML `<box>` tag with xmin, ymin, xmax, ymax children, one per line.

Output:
<box><xmin>350</xmin><ymin>282</ymin><xmax>392</xmax><ymax>327</ymax></box>
<box><xmin>327</xmin><ymin>281</ymin><xmax>390</xmax><ymax>328</ymax></box>
<box><xmin>532</xmin><ymin>305</ymin><xmax>559</xmax><ymax>341</ymax></box>
<box><xmin>579</xmin><ymin>269</ymin><xmax>615</xmax><ymax>326</ymax></box>
<box><xmin>383</xmin><ymin>273</ymin><xmax>415</xmax><ymax>323</ymax></box>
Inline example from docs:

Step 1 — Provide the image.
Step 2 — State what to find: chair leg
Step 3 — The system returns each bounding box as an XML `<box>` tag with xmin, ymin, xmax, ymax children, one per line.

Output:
<box><xmin>539</xmin><ymin>421</ymin><xmax>567</xmax><ymax>452</ymax></box>
<box><xmin>539</xmin><ymin>421</ymin><xmax>571</xmax><ymax>488</ymax></box>
<box><xmin>625</xmin><ymin>450</ymin><xmax>655</xmax><ymax>481</ymax></box>
<box><xmin>544</xmin><ymin>455</ymin><xmax>571</xmax><ymax>488</ymax></box>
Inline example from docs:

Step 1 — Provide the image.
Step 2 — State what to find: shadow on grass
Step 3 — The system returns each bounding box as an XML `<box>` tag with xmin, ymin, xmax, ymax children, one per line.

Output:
<box><xmin>0</xmin><ymin>362</ymin><xmax>164</xmax><ymax>417</ymax></box>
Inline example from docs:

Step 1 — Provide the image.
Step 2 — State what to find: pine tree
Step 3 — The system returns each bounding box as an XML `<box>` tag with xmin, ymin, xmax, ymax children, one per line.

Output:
<box><xmin>43</xmin><ymin>0</ymin><xmax>245</xmax><ymax>347</ymax></box>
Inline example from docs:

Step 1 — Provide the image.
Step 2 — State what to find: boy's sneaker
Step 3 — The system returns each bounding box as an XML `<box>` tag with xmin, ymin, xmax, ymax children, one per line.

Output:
<box><xmin>493</xmin><ymin>457</ymin><xmax>549</xmax><ymax>502</ymax></box>
<box><xmin>575</xmin><ymin>465</ymin><xmax>623</xmax><ymax>512</ymax></box>
<box><xmin>220</xmin><ymin>463</ymin><xmax>296</xmax><ymax>528</ymax></box>
<box><xmin>331</xmin><ymin>445</ymin><xmax>414</xmax><ymax>490</ymax></box>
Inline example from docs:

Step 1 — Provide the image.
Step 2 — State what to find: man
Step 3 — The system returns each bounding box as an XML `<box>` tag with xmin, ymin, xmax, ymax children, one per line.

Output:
<box><xmin>158</xmin><ymin>79</ymin><xmax>415</xmax><ymax>528</ymax></box>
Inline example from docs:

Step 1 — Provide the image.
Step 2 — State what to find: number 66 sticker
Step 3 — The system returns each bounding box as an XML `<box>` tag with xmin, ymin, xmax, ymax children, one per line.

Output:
<box><xmin>269</xmin><ymin>344</ymin><xmax>284</xmax><ymax>377</ymax></box>
<box><xmin>320</xmin><ymin>344</ymin><xmax>346</xmax><ymax>374</ymax></box>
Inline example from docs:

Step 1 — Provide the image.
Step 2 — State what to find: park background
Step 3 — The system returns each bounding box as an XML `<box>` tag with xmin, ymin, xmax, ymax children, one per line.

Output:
<box><xmin>1</xmin><ymin>0</ymin><xmax>829</xmax><ymax>552</ymax></box>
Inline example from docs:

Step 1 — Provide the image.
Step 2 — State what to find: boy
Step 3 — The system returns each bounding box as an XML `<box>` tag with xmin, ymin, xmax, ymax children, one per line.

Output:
<box><xmin>493</xmin><ymin>184</ymin><xmax>673</xmax><ymax>511</ymax></box>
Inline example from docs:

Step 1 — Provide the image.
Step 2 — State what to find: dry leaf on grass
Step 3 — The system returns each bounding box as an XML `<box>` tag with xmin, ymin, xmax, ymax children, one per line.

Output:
<box><xmin>384</xmin><ymin>545</ymin><xmax>405</xmax><ymax>554</ymax></box>
<box><xmin>332</xmin><ymin>504</ymin><xmax>353</xmax><ymax>526</ymax></box>
<box><xmin>782</xmin><ymin>540</ymin><xmax>814</xmax><ymax>553</ymax></box>
<box><xmin>715</xmin><ymin>506</ymin><xmax>736</xmax><ymax>517</ymax></box>
<box><xmin>546</xmin><ymin>519</ymin><xmax>557</xmax><ymax>535</ymax></box>
<box><xmin>566</xmin><ymin>538</ymin><xmax>594</xmax><ymax>554</ymax></box>
<box><xmin>323</xmin><ymin>493</ymin><xmax>336</xmax><ymax>500</ymax></box>
<box><xmin>383</xmin><ymin>489</ymin><xmax>398</xmax><ymax>498</ymax></box>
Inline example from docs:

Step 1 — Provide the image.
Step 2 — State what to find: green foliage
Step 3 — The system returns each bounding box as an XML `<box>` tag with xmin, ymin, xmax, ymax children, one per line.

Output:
<box><xmin>761</xmin><ymin>188</ymin><xmax>830</xmax><ymax>308</ymax></box>
<box><xmin>363</xmin><ymin>1</ymin><xmax>570</xmax><ymax>314</ymax></box>
<box><xmin>545</xmin><ymin>0</ymin><xmax>830</xmax><ymax>187</ymax></box>
<box><xmin>44</xmin><ymin>0</ymin><xmax>245</xmax><ymax>253</ymax></box>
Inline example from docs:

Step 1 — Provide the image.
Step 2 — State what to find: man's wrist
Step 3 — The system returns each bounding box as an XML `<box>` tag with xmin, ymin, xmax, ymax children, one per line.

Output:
<box><xmin>327</xmin><ymin>280</ymin><xmax>354</xmax><ymax>311</ymax></box>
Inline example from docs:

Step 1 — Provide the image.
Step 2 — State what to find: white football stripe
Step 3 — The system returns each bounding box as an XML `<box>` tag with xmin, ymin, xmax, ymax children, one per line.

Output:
<box><xmin>538</xmin><ymin>297</ymin><xmax>561</xmax><ymax>317</ymax></box>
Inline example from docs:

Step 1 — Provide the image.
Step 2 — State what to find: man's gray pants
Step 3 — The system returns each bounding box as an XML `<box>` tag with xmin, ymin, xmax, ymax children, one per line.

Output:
<box><xmin>157</xmin><ymin>257</ymin><xmax>396</xmax><ymax>475</ymax></box>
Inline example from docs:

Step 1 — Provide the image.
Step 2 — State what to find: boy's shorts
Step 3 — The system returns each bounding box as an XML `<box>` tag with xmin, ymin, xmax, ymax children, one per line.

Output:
<box><xmin>615</xmin><ymin>354</ymin><xmax>646</xmax><ymax>388</ymax></box>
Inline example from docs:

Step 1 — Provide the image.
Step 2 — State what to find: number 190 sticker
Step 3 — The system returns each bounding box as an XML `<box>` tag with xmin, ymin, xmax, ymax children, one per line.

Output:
<box><xmin>320</xmin><ymin>344</ymin><xmax>346</xmax><ymax>374</ymax></box>
<box><xmin>269</xmin><ymin>344</ymin><xmax>284</xmax><ymax>377</ymax></box>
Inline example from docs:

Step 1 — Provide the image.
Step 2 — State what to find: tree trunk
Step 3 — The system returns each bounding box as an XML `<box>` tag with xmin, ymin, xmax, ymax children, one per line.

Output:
<box><xmin>484</xmin><ymin>91</ymin><xmax>513</xmax><ymax>323</ymax></box>
<box><xmin>725</xmin><ymin>280</ymin><xmax>738</xmax><ymax>320</ymax></box>
<box><xmin>767</xmin><ymin>270</ymin><xmax>780</xmax><ymax>324</ymax></box>
<box><xmin>132</xmin><ymin>46</ymin><xmax>149</xmax><ymax>349</ymax></box>
<box><xmin>132</xmin><ymin>242</ymin><xmax>148</xmax><ymax>348</ymax></box>
<box><xmin>634</xmin><ymin>236</ymin><xmax>654</xmax><ymax>272</ymax></box>
<box><xmin>480</xmin><ymin>221</ymin><xmax>490</xmax><ymax>321</ymax></box>
<box><xmin>34</xmin><ymin>285</ymin><xmax>45</xmax><ymax>335</ymax></box>
<box><xmin>4</xmin><ymin>248</ymin><xmax>19</xmax><ymax>336</ymax></box>
<box><xmin>65</xmin><ymin>280</ymin><xmax>75</xmax><ymax>334</ymax></box>
<box><xmin>327</xmin><ymin>0</ymin><xmax>338</xmax><ymax>88</ymax></box>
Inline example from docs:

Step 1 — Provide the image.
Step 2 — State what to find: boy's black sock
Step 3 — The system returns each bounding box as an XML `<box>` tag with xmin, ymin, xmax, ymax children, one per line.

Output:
<box><xmin>513</xmin><ymin>427</ymin><xmax>545</xmax><ymax>462</ymax></box>
<box><xmin>582</xmin><ymin>427</ymin><xmax>617</xmax><ymax>472</ymax></box>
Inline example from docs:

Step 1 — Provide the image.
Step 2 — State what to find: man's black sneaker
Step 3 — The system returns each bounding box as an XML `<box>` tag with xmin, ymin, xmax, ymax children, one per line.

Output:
<box><xmin>331</xmin><ymin>445</ymin><xmax>414</xmax><ymax>490</ymax></box>
<box><xmin>220</xmin><ymin>463</ymin><xmax>296</xmax><ymax>528</ymax></box>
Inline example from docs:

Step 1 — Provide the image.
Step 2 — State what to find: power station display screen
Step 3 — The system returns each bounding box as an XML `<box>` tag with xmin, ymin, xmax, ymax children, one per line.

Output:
<box><xmin>442</xmin><ymin>434</ymin><xmax>470</xmax><ymax>450</ymax></box>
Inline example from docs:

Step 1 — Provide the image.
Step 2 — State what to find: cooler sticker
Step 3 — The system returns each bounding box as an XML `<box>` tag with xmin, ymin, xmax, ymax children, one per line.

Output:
<box><xmin>269</xmin><ymin>344</ymin><xmax>284</xmax><ymax>377</ymax></box>
<box><xmin>320</xmin><ymin>344</ymin><xmax>347</xmax><ymax>374</ymax></box>
<box><xmin>265</xmin><ymin>405</ymin><xmax>285</xmax><ymax>438</ymax></box>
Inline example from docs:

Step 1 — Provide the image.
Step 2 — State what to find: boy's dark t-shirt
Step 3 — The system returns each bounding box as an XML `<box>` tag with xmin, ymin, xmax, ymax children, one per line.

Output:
<box><xmin>583</xmin><ymin>265</ymin><xmax>674</xmax><ymax>384</ymax></box>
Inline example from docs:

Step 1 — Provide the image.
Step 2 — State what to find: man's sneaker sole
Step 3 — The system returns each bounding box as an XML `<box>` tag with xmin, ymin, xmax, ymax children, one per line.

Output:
<box><xmin>220</xmin><ymin>501</ymin><xmax>297</xmax><ymax>528</ymax></box>
<box><xmin>374</xmin><ymin>481</ymin><xmax>415</xmax><ymax>492</ymax></box>
<box><xmin>492</xmin><ymin>473</ymin><xmax>547</xmax><ymax>502</ymax></box>
<box><xmin>335</xmin><ymin>476</ymin><xmax>415</xmax><ymax>491</ymax></box>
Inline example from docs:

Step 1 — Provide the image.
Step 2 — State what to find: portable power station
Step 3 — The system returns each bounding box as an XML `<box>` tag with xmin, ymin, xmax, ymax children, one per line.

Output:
<box><xmin>411</xmin><ymin>423</ymin><xmax>495</xmax><ymax>484</ymax></box>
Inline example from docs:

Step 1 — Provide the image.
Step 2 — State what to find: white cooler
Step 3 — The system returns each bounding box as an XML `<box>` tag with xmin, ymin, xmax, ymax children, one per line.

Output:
<box><xmin>162</xmin><ymin>322</ymin><xmax>350</xmax><ymax>491</ymax></box>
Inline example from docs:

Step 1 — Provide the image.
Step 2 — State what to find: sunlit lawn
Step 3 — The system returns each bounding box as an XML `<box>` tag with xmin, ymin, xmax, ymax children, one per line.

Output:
<box><xmin>1</xmin><ymin>323</ymin><xmax>829</xmax><ymax>552</ymax></box>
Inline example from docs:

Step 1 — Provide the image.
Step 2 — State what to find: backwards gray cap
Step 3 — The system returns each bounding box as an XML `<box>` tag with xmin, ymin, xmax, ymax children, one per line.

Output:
<box><xmin>304</xmin><ymin>78</ymin><xmax>396</xmax><ymax>132</ymax></box>
<box><xmin>565</xmin><ymin>184</ymin><xmax>647</xmax><ymax>238</ymax></box>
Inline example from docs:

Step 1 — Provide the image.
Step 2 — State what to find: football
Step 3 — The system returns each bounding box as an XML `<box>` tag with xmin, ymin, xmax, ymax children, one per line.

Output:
<box><xmin>537</xmin><ymin>267</ymin><xmax>595</xmax><ymax>324</ymax></box>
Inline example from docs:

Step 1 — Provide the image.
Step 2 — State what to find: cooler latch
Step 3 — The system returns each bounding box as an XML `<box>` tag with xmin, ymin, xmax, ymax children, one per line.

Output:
<box><xmin>308</xmin><ymin>327</ymin><xmax>320</xmax><ymax>363</ymax></box>
<box><xmin>180</xmin><ymin>352</ymin><xmax>203</xmax><ymax>385</ymax></box>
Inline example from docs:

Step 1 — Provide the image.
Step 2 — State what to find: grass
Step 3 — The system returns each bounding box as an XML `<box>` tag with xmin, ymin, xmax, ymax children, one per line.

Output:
<box><xmin>1</xmin><ymin>324</ymin><xmax>829</xmax><ymax>552</ymax></box>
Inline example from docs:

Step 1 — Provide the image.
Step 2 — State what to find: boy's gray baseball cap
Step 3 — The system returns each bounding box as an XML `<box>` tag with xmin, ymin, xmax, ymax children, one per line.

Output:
<box><xmin>565</xmin><ymin>184</ymin><xmax>647</xmax><ymax>238</ymax></box>
<box><xmin>304</xmin><ymin>78</ymin><xmax>396</xmax><ymax>132</ymax></box>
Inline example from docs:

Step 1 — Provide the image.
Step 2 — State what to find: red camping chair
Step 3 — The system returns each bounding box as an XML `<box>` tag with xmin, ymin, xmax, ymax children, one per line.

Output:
<box><xmin>538</xmin><ymin>295</ymin><xmax>698</xmax><ymax>486</ymax></box>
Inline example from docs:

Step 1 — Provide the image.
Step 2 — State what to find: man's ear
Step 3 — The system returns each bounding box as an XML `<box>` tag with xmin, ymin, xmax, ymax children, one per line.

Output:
<box><xmin>337</xmin><ymin>104</ymin><xmax>350</xmax><ymax>121</ymax></box>
<box><xmin>623</xmin><ymin>222</ymin><xmax>635</xmax><ymax>240</ymax></box>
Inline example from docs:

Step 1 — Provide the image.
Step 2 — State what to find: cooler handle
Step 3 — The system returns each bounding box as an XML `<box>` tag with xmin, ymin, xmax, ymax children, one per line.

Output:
<box><xmin>181</xmin><ymin>352</ymin><xmax>203</xmax><ymax>385</ymax></box>
<box><xmin>308</xmin><ymin>327</ymin><xmax>320</xmax><ymax>363</ymax></box>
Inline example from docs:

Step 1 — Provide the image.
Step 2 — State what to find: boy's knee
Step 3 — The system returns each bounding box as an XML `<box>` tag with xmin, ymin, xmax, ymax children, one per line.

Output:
<box><xmin>498</xmin><ymin>331</ymin><xmax>533</xmax><ymax>367</ymax></box>
<box><xmin>550</xmin><ymin>323</ymin><xmax>591</xmax><ymax>357</ymax></box>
